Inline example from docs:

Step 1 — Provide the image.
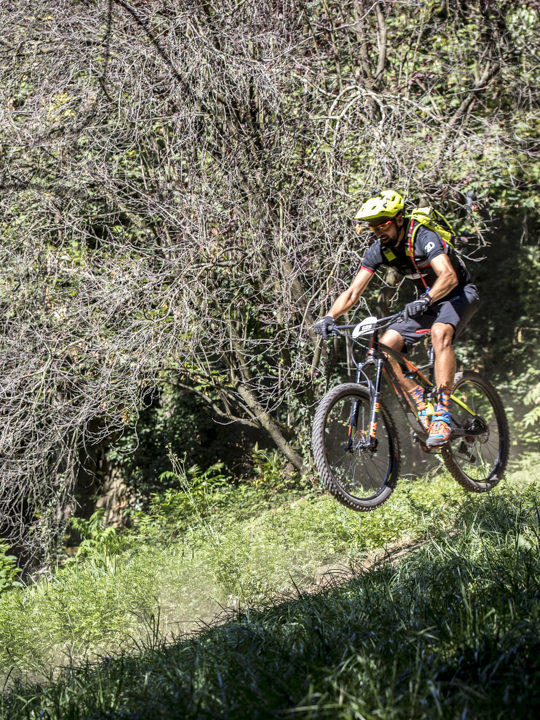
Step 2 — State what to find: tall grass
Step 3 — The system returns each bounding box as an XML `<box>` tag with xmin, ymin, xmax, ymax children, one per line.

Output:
<box><xmin>0</xmin><ymin>463</ymin><xmax>473</xmax><ymax>679</ymax></box>
<box><xmin>2</xmin><ymin>473</ymin><xmax>538</xmax><ymax>719</ymax></box>
<box><xmin>1</xmin><ymin>454</ymin><xmax>538</xmax><ymax>718</ymax></box>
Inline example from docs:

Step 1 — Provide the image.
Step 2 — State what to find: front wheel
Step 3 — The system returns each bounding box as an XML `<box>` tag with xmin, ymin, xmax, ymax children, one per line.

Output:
<box><xmin>442</xmin><ymin>370</ymin><xmax>509</xmax><ymax>492</ymax></box>
<box><xmin>312</xmin><ymin>383</ymin><xmax>401</xmax><ymax>511</ymax></box>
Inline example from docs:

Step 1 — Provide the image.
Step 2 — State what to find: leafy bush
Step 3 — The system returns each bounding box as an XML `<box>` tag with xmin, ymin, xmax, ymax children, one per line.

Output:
<box><xmin>134</xmin><ymin>460</ymin><xmax>235</xmax><ymax>538</ymax></box>
<box><xmin>68</xmin><ymin>510</ymin><xmax>132</xmax><ymax>561</ymax></box>
<box><xmin>105</xmin><ymin>385</ymin><xmax>244</xmax><ymax>502</ymax></box>
<box><xmin>0</xmin><ymin>543</ymin><xmax>21</xmax><ymax>596</ymax></box>
<box><xmin>3</xmin><ymin>470</ymin><xmax>539</xmax><ymax>720</ymax></box>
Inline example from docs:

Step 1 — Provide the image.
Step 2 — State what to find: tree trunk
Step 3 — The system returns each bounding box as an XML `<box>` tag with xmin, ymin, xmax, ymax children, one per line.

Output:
<box><xmin>236</xmin><ymin>383</ymin><xmax>305</xmax><ymax>471</ymax></box>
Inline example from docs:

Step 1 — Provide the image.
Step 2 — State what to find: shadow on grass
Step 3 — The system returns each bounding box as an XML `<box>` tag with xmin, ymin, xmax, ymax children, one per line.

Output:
<box><xmin>3</xmin><ymin>492</ymin><xmax>539</xmax><ymax>720</ymax></box>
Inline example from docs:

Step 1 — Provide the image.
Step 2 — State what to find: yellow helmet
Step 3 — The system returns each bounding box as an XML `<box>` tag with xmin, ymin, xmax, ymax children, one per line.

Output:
<box><xmin>355</xmin><ymin>189</ymin><xmax>405</xmax><ymax>223</ymax></box>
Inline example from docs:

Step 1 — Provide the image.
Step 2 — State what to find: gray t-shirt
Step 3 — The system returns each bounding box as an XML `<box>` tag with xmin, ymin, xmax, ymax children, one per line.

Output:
<box><xmin>361</xmin><ymin>222</ymin><xmax>471</xmax><ymax>294</ymax></box>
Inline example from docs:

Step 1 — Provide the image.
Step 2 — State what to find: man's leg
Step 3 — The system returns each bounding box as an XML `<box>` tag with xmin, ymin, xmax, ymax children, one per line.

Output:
<box><xmin>380</xmin><ymin>329</ymin><xmax>430</xmax><ymax>428</ymax></box>
<box><xmin>427</xmin><ymin>322</ymin><xmax>456</xmax><ymax>447</ymax></box>
<box><xmin>379</xmin><ymin>329</ymin><xmax>415</xmax><ymax>390</ymax></box>
<box><xmin>431</xmin><ymin>322</ymin><xmax>456</xmax><ymax>389</ymax></box>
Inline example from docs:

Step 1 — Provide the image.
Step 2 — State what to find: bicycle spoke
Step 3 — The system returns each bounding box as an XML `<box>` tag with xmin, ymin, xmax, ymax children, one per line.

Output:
<box><xmin>443</xmin><ymin>371</ymin><xmax>508</xmax><ymax>489</ymax></box>
<box><xmin>323</xmin><ymin>391</ymin><xmax>393</xmax><ymax>500</ymax></box>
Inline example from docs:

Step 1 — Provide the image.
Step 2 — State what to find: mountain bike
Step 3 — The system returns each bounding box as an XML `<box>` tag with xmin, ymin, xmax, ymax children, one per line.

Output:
<box><xmin>312</xmin><ymin>312</ymin><xmax>509</xmax><ymax>511</ymax></box>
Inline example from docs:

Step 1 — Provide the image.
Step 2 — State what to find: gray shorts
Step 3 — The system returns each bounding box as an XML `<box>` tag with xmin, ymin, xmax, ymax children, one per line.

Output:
<box><xmin>388</xmin><ymin>283</ymin><xmax>480</xmax><ymax>350</ymax></box>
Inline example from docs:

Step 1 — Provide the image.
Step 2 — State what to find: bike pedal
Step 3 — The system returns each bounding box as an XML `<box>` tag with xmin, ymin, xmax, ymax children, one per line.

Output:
<box><xmin>420</xmin><ymin>441</ymin><xmax>440</xmax><ymax>454</ymax></box>
<box><xmin>412</xmin><ymin>432</ymin><xmax>438</xmax><ymax>454</ymax></box>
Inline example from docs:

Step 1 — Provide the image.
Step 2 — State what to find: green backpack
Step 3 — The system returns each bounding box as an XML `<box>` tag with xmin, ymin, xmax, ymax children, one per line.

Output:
<box><xmin>381</xmin><ymin>206</ymin><xmax>458</xmax><ymax>289</ymax></box>
<box><xmin>408</xmin><ymin>206</ymin><xmax>457</xmax><ymax>248</ymax></box>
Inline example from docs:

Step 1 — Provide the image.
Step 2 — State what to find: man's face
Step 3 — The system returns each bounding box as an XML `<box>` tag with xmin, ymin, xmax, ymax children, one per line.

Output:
<box><xmin>368</xmin><ymin>214</ymin><xmax>404</xmax><ymax>246</ymax></box>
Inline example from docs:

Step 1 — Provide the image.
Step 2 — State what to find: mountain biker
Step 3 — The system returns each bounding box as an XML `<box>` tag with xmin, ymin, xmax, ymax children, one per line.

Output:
<box><xmin>314</xmin><ymin>189</ymin><xmax>480</xmax><ymax>448</ymax></box>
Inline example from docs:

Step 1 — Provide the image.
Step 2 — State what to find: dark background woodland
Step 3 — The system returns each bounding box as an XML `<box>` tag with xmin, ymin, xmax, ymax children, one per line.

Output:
<box><xmin>0</xmin><ymin>0</ymin><xmax>538</xmax><ymax>564</ymax></box>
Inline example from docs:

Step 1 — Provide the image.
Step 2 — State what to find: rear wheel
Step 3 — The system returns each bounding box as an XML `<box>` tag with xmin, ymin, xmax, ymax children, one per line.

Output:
<box><xmin>312</xmin><ymin>383</ymin><xmax>400</xmax><ymax>511</ymax></box>
<box><xmin>442</xmin><ymin>371</ymin><xmax>509</xmax><ymax>492</ymax></box>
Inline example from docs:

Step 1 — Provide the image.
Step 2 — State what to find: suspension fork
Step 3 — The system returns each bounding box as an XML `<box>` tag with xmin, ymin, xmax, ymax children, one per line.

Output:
<box><xmin>367</xmin><ymin>358</ymin><xmax>384</xmax><ymax>443</ymax></box>
<box><xmin>344</xmin><ymin>354</ymin><xmax>383</xmax><ymax>450</ymax></box>
<box><xmin>346</xmin><ymin>383</ymin><xmax>362</xmax><ymax>450</ymax></box>
<box><xmin>345</xmin><ymin>405</ymin><xmax>358</xmax><ymax>450</ymax></box>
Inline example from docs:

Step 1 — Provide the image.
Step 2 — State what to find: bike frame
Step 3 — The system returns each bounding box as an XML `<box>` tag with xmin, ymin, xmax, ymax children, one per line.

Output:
<box><xmin>336</xmin><ymin>316</ymin><xmax>479</xmax><ymax>448</ymax></box>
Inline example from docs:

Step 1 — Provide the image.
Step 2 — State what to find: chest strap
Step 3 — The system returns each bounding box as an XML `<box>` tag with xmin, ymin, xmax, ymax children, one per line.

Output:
<box><xmin>407</xmin><ymin>219</ymin><xmax>428</xmax><ymax>290</ymax></box>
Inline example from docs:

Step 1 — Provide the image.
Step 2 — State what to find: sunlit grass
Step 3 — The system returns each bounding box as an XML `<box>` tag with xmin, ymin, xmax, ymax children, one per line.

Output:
<box><xmin>0</xmin><ymin>468</ymin><xmax>464</xmax><ymax>677</ymax></box>
<box><xmin>0</xmin><ymin>454</ymin><xmax>538</xmax><ymax>718</ymax></box>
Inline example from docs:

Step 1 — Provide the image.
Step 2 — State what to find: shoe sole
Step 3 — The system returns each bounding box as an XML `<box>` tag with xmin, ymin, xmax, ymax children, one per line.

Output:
<box><xmin>426</xmin><ymin>429</ymin><xmax>451</xmax><ymax>448</ymax></box>
<box><xmin>426</xmin><ymin>438</ymin><xmax>450</xmax><ymax>448</ymax></box>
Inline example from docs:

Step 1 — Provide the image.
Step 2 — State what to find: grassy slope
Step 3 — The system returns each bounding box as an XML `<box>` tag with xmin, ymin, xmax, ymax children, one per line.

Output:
<box><xmin>0</xmin><ymin>464</ymin><xmax>474</xmax><ymax>676</ymax></box>
<box><xmin>1</xmin><ymin>454</ymin><xmax>539</xmax><ymax>718</ymax></box>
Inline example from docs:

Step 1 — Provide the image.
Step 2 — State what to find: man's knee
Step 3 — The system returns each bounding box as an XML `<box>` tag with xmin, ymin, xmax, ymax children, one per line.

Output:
<box><xmin>431</xmin><ymin>323</ymin><xmax>455</xmax><ymax>350</ymax></box>
<box><xmin>380</xmin><ymin>329</ymin><xmax>404</xmax><ymax>351</ymax></box>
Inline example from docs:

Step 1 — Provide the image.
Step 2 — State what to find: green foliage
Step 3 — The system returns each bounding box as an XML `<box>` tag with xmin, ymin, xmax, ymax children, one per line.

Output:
<box><xmin>463</xmin><ymin>215</ymin><xmax>540</xmax><ymax>455</ymax></box>
<box><xmin>464</xmin><ymin>215</ymin><xmax>540</xmax><ymax>377</ymax></box>
<box><xmin>523</xmin><ymin>376</ymin><xmax>540</xmax><ymax>428</ymax></box>
<box><xmin>68</xmin><ymin>510</ymin><xmax>131</xmax><ymax>561</ymax></box>
<box><xmin>0</xmin><ymin>547</ymin><xmax>162</xmax><ymax>676</ymax></box>
<box><xmin>3</xmin><ymin>465</ymin><xmax>539</xmax><ymax>719</ymax></box>
<box><xmin>106</xmin><ymin>381</ymin><xmax>271</xmax><ymax>507</ymax></box>
<box><xmin>106</xmin><ymin>385</ymin><xmax>230</xmax><ymax>501</ymax></box>
<box><xmin>249</xmin><ymin>445</ymin><xmax>303</xmax><ymax>495</ymax></box>
<box><xmin>517</xmin><ymin>367</ymin><xmax>540</xmax><ymax>448</ymax></box>
<box><xmin>0</xmin><ymin>453</ymin><xmax>537</xmax><ymax>686</ymax></box>
<box><xmin>137</xmin><ymin>459</ymin><xmax>233</xmax><ymax>535</ymax></box>
<box><xmin>0</xmin><ymin>543</ymin><xmax>21</xmax><ymax>596</ymax></box>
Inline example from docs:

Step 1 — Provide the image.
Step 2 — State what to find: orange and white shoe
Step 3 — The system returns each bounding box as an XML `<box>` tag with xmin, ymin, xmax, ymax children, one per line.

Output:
<box><xmin>426</xmin><ymin>412</ymin><xmax>452</xmax><ymax>448</ymax></box>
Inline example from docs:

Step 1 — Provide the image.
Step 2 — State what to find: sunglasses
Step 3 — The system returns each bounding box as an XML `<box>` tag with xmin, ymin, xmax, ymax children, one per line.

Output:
<box><xmin>369</xmin><ymin>218</ymin><xmax>394</xmax><ymax>233</ymax></box>
<box><xmin>355</xmin><ymin>218</ymin><xmax>395</xmax><ymax>235</ymax></box>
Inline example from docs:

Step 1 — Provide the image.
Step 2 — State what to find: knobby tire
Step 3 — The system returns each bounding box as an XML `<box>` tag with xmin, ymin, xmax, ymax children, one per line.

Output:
<box><xmin>442</xmin><ymin>370</ymin><xmax>509</xmax><ymax>492</ymax></box>
<box><xmin>312</xmin><ymin>383</ymin><xmax>401</xmax><ymax>511</ymax></box>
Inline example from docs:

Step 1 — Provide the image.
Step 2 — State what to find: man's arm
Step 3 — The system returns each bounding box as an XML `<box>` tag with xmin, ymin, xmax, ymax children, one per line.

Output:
<box><xmin>326</xmin><ymin>267</ymin><xmax>374</xmax><ymax>320</ymax></box>
<box><xmin>426</xmin><ymin>254</ymin><xmax>458</xmax><ymax>302</ymax></box>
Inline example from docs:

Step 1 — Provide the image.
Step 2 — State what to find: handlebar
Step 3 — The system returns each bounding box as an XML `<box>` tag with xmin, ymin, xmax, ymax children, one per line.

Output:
<box><xmin>329</xmin><ymin>311</ymin><xmax>405</xmax><ymax>339</ymax></box>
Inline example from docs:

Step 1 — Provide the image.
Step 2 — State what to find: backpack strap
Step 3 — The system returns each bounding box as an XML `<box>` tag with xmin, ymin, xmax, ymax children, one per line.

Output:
<box><xmin>406</xmin><ymin>219</ymin><xmax>429</xmax><ymax>290</ymax></box>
